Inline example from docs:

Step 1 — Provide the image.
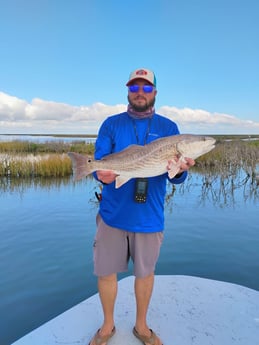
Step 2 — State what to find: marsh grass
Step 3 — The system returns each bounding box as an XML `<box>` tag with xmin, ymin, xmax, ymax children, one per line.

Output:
<box><xmin>0</xmin><ymin>154</ymin><xmax>72</xmax><ymax>178</ymax></box>
<box><xmin>189</xmin><ymin>139</ymin><xmax>259</xmax><ymax>205</ymax></box>
<box><xmin>0</xmin><ymin>141</ymin><xmax>95</xmax><ymax>178</ymax></box>
<box><xmin>0</xmin><ymin>140</ymin><xmax>95</xmax><ymax>154</ymax></box>
<box><xmin>195</xmin><ymin>139</ymin><xmax>259</xmax><ymax>179</ymax></box>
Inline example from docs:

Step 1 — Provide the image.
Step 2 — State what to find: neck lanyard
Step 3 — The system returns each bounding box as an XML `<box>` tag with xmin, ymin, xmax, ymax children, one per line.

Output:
<box><xmin>132</xmin><ymin>118</ymin><xmax>152</xmax><ymax>145</ymax></box>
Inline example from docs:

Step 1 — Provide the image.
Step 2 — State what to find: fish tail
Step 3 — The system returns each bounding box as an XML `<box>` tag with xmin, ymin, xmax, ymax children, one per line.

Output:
<box><xmin>67</xmin><ymin>152</ymin><xmax>93</xmax><ymax>181</ymax></box>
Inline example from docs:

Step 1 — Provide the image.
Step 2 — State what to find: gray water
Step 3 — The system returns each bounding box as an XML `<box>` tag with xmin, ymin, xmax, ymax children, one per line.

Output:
<box><xmin>0</xmin><ymin>173</ymin><xmax>258</xmax><ymax>345</ymax></box>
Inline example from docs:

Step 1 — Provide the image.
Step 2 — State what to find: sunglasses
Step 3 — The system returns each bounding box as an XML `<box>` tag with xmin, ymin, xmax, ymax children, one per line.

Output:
<box><xmin>128</xmin><ymin>85</ymin><xmax>155</xmax><ymax>93</ymax></box>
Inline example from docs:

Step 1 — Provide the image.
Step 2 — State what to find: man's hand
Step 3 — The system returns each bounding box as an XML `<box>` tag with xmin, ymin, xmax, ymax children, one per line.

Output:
<box><xmin>177</xmin><ymin>157</ymin><xmax>195</xmax><ymax>174</ymax></box>
<box><xmin>96</xmin><ymin>170</ymin><xmax>117</xmax><ymax>184</ymax></box>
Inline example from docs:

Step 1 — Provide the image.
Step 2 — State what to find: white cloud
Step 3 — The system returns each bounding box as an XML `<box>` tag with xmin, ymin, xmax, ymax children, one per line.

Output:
<box><xmin>0</xmin><ymin>92</ymin><xmax>27</xmax><ymax>121</ymax></box>
<box><xmin>25</xmin><ymin>98</ymin><xmax>73</xmax><ymax>120</ymax></box>
<box><xmin>0</xmin><ymin>91</ymin><xmax>258</xmax><ymax>134</ymax></box>
<box><xmin>158</xmin><ymin>106</ymin><xmax>259</xmax><ymax>134</ymax></box>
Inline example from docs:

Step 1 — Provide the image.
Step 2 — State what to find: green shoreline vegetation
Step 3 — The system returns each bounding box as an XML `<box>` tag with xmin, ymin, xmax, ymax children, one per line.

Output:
<box><xmin>0</xmin><ymin>140</ymin><xmax>94</xmax><ymax>178</ymax></box>
<box><xmin>0</xmin><ymin>135</ymin><xmax>258</xmax><ymax>179</ymax></box>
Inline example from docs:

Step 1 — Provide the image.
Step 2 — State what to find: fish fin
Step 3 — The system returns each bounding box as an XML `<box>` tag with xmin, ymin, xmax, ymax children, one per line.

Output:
<box><xmin>168</xmin><ymin>167</ymin><xmax>181</xmax><ymax>179</ymax></box>
<box><xmin>167</xmin><ymin>158</ymin><xmax>182</xmax><ymax>179</ymax></box>
<box><xmin>115</xmin><ymin>176</ymin><xmax>131</xmax><ymax>188</ymax></box>
<box><xmin>67</xmin><ymin>152</ymin><xmax>92</xmax><ymax>181</ymax></box>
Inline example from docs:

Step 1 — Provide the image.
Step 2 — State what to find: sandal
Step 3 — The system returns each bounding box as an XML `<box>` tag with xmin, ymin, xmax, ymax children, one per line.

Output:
<box><xmin>88</xmin><ymin>326</ymin><xmax>116</xmax><ymax>345</ymax></box>
<box><xmin>133</xmin><ymin>327</ymin><xmax>163</xmax><ymax>345</ymax></box>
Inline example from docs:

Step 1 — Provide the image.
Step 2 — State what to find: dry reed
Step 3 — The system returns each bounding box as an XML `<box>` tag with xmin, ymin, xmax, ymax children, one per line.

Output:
<box><xmin>0</xmin><ymin>154</ymin><xmax>72</xmax><ymax>178</ymax></box>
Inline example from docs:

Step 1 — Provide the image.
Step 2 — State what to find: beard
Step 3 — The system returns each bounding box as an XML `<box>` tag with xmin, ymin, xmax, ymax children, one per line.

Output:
<box><xmin>128</xmin><ymin>95</ymin><xmax>156</xmax><ymax>112</ymax></box>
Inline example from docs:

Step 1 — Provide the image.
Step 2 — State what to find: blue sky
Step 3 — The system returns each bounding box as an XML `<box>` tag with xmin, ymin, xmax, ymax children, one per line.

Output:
<box><xmin>0</xmin><ymin>0</ymin><xmax>258</xmax><ymax>134</ymax></box>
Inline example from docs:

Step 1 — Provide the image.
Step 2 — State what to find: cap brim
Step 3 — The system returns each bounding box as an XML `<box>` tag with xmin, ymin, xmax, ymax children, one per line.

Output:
<box><xmin>126</xmin><ymin>77</ymin><xmax>155</xmax><ymax>86</ymax></box>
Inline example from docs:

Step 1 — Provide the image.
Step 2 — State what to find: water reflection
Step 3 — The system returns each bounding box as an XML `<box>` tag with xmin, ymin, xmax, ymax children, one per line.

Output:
<box><xmin>0</xmin><ymin>176</ymin><xmax>72</xmax><ymax>196</ymax></box>
<box><xmin>1</xmin><ymin>168</ymin><xmax>258</xmax><ymax>207</ymax></box>
<box><xmin>175</xmin><ymin>169</ymin><xmax>258</xmax><ymax>207</ymax></box>
<box><xmin>199</xmin><ymin>171</ymin><xmax>259</xmax><ymax>206</ymax></box>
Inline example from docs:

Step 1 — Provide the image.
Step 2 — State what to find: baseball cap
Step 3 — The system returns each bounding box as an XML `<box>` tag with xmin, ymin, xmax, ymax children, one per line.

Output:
<box><xmin>126</xmin><ymin>68</ymin><xmax>156</xmax><ymax>87</ymax></box>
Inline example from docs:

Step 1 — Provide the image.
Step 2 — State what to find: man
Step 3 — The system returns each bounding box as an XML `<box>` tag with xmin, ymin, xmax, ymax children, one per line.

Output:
<box><xmin>89</xmin><ymin>68</ymin><xmax>195</xmax><ymax>345</ymax></box>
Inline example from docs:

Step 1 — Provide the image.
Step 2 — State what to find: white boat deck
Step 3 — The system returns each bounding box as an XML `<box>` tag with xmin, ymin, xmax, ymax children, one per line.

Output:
<box><xmin>12</xmin><ymin>275</ymin><xmax>259</xmax><ymax>345</ymax></box>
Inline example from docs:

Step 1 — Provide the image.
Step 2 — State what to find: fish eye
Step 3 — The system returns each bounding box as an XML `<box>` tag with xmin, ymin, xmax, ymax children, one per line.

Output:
<box><xmin>87</xmin><ymin>159</ymin><xmax>92</xmax><ymax>163</ymax></box>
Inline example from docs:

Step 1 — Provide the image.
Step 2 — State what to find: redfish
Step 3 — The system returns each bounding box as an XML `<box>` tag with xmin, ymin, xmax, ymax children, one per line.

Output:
<box><xmin>68</xmin><ymin>134</ymin><xmax>216</xmax><ymax>188</ymax></box>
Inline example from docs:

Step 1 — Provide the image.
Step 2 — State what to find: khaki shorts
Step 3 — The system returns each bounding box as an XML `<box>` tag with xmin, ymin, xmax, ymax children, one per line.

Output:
<box><xmin>93</xmin><ymin>214</ymin><xmax>164</xmax><ymax>278</ymax></box>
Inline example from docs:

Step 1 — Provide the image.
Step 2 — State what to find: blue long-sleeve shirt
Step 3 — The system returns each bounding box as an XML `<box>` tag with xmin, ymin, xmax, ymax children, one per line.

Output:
<box><xmin>94</xmin><ymin>112</ymin><xmax>187</xmax><ymax>233</ymax></box>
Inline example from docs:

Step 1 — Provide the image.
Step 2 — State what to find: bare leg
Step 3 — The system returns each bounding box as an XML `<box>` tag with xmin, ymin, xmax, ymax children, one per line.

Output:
<box><xmin>89</xmin><ymin>273</ymin><xmax>117</xmax><ymax>345</ymax></box>
<box><xmin>134</xmin><ymin>273</ymin><xmax>162</xmax><ymax>345</ymax></box>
